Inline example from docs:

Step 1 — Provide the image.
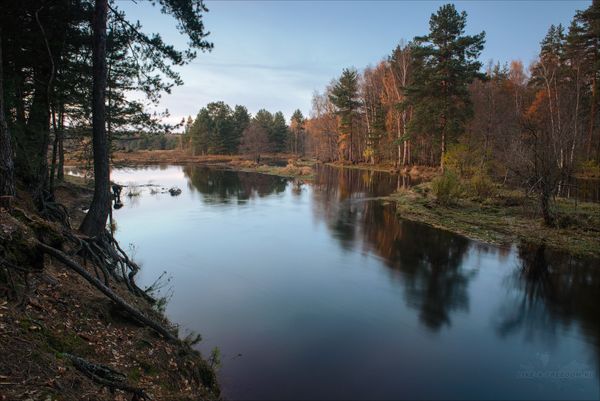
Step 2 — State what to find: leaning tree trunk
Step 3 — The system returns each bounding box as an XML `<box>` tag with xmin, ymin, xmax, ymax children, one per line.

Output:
<box><xmin>80</xmin><ymin>0</ymin><xmax>110</xmax><ymax>237</ymax></box>
<box><xmin>0</xmin><ymin>28</ymin><xmax>15</xmax><ymax>199</ymax></box>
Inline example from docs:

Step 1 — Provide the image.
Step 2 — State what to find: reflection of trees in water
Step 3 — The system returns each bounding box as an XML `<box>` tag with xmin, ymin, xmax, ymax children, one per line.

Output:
<box><xmin>496</xmin><ymin>244</ymin><xmax>600</xmax><ymax>376</ymax></box>
<box><xmin>183</xmin><ymin>166</ymin><xmax>287</xmax><ymax>203</ymax></box>
<box><xmin>313</xmin><ymin>165</ymin><xmax>474</xmax><ymax>331</ymax></box>
<box><xmin>312</xmin><ymin>164</ymin><xmax>418</xmax><ymax>199</ymax></box>
<box><xmin>382</xmin><ymin>216</ymin><xmax>474</xmax><ymax>331</ymax></box>
<box><xmin>311</xmin><ymin>166</ymin><xmax>419</xmax><ymax>251</ymax></box>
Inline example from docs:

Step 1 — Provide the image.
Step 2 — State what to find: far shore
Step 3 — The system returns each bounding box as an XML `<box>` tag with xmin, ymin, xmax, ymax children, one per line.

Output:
<box><xmin>69</xmin><ymin>149</ymin><xmax>440</xmax><ymax>180</ymax></box>
<box><xmin>67</xmin><ymin>149</ymin><xmax>600</xmax><ymax>258</ymax></box>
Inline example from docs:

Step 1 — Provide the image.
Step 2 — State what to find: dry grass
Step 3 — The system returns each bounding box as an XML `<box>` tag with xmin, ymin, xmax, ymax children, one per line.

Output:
<box><xmin>236</xmin><ymin>160</ymin><xmax>314</xmax><ymax>180</ymax></box>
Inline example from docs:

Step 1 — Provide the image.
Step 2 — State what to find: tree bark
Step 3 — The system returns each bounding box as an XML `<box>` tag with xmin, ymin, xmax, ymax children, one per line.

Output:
<box><xmin>587</xmin><ymin>76</ymin><xmax>596</xmax><ymax>160</ymax></box>
<box><xmin>49</xmin><ymin>104</ymin><xmax>59</xmax><ymax>192</ymax></box>
<box><xmin>57</xmin><ymin>105</ymin><xmax>65</xmax><ymax>181</ymax></box>
<box><xmin>0</xmin><ymin>28</ymin><xmax>15</xmax><ymax>198</ymax></box>
<box><xmin>80</xmin><ymin>0</ymin><xmax>110</xmax><ymax>237</ymax></box>
<box><xmin>440</xmin><ymin>130</ymin><xmax>446</xmax><ymax>172</ymax></box>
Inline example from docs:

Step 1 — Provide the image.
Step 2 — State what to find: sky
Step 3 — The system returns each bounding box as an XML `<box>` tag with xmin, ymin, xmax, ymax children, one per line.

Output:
<box><xmin>116</xmin><ymin>0</ymin><xmax>591</xmax><ymax>127</ymax></box>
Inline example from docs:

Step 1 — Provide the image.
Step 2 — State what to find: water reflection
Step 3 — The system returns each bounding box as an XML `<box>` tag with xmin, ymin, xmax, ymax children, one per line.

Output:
<box><xmin>497</xmin><ymin>244</ymin><xmax>600</xmax><ymax>379</ymax></box>
<box><xmin>312</xmin><ymin>163</ymin><xmax>420</xmax><ymax>199</ymax></box>
<box><xmin>311</xmin><ymin>166</ymin><xmax>474</xmax><ymax>331</ymax></box>
<box><xmin>110</xmin><ymin>164</ymin><xmax>600</xmax><ymax>399</ymax></box>
<box><xmin>183</xmin><ymin>165</ymin><xmax>287</xmax><ymax>203</ymax></box>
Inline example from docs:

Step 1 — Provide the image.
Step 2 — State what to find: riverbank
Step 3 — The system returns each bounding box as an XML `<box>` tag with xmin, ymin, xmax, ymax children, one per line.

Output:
<box><xmin>107</xmin><ymin>149</ymin><xmax>293</xmax><ymax>167</ymax></box>
<box><xmin>386</xmin><ymin>182</ymin><xmax>600</xmax><ymax>258</ymax></box>
<box><xmin>68</xmin><ymin>149</ymin><xmax>599</xmax><ymax>257</ymax></box>
<box><xmin>229</xmin><ymin>159</ymin><xmax>314</xmax><ymax>180</ymax></box>
<box><xmin>0</xmin><ymin>177</ymin><xmax>220</xmax><ymax>400</ymax></box>
<box><xmin>106</xmin><ymin>150</ymin><xmax>439</xmax><ymax>181</ymax></box>
<box><xmin>109</xmin><ymin>150</ymin><xmax>438</xmax><ymax>180</ymax></box>
<box><xmin>325</xmin><ymin>160</ymin><xmax>439</xmax><ymax>180</ymax></box>
<box><xmin>67</xmin><ymin>149</ymin><xmax>314</xmax><ymax>180</ymax></box>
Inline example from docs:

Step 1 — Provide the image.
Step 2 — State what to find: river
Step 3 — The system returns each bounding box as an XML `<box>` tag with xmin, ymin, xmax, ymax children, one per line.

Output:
<box><xmin>109</xmin><ymin>164</ymin><xmax>599</xmax><ymax>400</ymax></box>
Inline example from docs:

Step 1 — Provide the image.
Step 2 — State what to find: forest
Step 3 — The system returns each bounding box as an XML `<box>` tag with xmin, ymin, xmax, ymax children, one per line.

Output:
<box><xmin>310</xmin><ymin>3</ymin><xmax>599</xmax><ymax>178</ymax></box>
<box><xmin>177</xmin><ymin>3</ymin><xmax>600</xmax><ymax>225</ymax></box>
<box><xmin>0</xmin><ymin>0</ymin><xmax>599</xmax><ymax>400</ymax></box>
<box><xmin>1</xmin><ymin>2</ymin><xmax>598</xmax><ymax>226</ymax></box>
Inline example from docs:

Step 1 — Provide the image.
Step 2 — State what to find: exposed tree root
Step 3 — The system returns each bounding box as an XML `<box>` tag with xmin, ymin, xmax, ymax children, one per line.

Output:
<box><xmin>63</xmin><ymin>353</ymin><xmax>151</xmax><ymax>400</ymax></box>
<box><xmin>2</xmin><ymin>186</ymin><xmax>220</xmax><ymax>399</ymax></box>
<box><xmin>38</xmin><ymin>242</ymin><xmax>178</xmax><ymax>343</ymax></box>
<box><xmin>40</xmin><ymin>198</ymin><xmax>72</xmax><ymax>229</ymax></box>
<box><xmin>34</xmin><ymin>197</ymin><xmax>158</xmax><ymax>304</ymax></box>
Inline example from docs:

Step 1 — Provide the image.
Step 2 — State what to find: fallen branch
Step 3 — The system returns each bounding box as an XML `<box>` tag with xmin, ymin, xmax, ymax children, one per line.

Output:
<box><xmin>63</xmin><ymin>353</ymin><xmax>151</xmax><ymax>400</ymax></box>
<box><xmin>38</xmin><ymin>242</ymin><xmax>178</xmax><ymax>342</ymax></box>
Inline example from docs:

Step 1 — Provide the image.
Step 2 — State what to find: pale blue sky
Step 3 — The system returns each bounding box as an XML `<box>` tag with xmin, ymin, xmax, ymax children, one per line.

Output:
<box><xmin>117</xmin><ymin>0</ymin><xmax>590</xmax><ymax>126</ymax></box>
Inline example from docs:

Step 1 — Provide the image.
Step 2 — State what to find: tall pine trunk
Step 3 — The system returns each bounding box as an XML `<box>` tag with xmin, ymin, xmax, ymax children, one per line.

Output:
<box><xmin>588</xmin><ymin>76</ymin><xmax>596</xmax><ymax>160</ymax></box>
<box><xmin>49</xmin><ymin>104</ymin><xmax>59</xmax><ymax>192</ymax></box>
<box><xmin>80</xmin><ymin>0</ymin><xmax>109</xmax><ymax>237</ymax></box>
<box><xmin>0</xmin><ymin>28</ymin><xmax>15</xmax><ymax>198</ymax></box>
<box><xmin>57</xmin><ymin>106</ymin><xmax>65</xmax><ymax>181</ymax></box>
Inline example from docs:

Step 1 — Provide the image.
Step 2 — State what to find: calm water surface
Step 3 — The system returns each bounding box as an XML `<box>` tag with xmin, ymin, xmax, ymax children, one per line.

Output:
<box><xmin>110</xmin><ymin>164</ymin><xmax>599</xmax><ymax>400</ymax></box>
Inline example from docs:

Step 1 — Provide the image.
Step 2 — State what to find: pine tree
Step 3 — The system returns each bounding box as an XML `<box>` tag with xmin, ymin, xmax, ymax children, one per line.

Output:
<box><xmin>189</xmin><ymin>103</ymin><xmax>250</xmax><ymax>155</ymax></box>
<box><xmin>573</xmin><ymin>0</ymin><xmax>600</xmax><ymax>160</ymax></box>
<box><xmin>271</xmin><ymin>112</ymin><xmax>289</xmax><ymax>152</ymax></box>
<box><xmin>406</xmin><ymin>4</ymin><xmax>485</xmax><ymax>170</ymax></box>
<box><xmin>80</xmin><ymin>0</ymin><xmax>110</xmax><ymax>237</ymax></box>
<box><xmin>253</xmin><ymin>109</ymin><xmax>274</xmax><ymax>151</ymax></box>
<box><xmin>329</xmin><ymin>68</ymin><xmax>360</xmax><ymax>161</ymax></box>
<box><xmin>0</xmin><ymin>27</ymin><xmax>15</xmax><ymax>199</ymax></box>
<box><xmin>290</xmin><ymin>109</ymin><xmax>305</xmax><ymax>155</ymax></box>
<box><xmin>231</xmin><ymin>105</ymin><xmax>250</xmax><ymax>153</ymax></box>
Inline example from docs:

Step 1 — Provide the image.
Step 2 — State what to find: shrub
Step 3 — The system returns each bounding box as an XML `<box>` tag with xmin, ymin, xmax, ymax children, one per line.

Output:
<box><xmin>300</xmin><ymin>166</ymin><xmax>313</xmax><ymax>176</ymax></box>
<box><xmin>431</xmin><ymin>170</ymin><xmax>462</xmax><ymax>206</ymax></box>
<box><xmin>468</xmin><ymin>172</ymin><xmax>496</xmax><ymax>200</ymax></box>
<box><xmin>578</xmin><ymin>159</ymin><xmax>600</xmax><ymax>178</ymax></box>
<box><xmin>281</xmin><ymin>163</ymin><xmax>301</xmax><ymax>176</ymax></box>
<box><xmin>443</xmin><ymin>143</ymin><xmax>484</xmax><ymax>178</ymax></box>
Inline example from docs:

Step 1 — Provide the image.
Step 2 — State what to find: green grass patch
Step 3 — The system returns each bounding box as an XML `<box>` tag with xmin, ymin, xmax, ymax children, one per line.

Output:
<box><xmin>387</xmin><ymin>183</ymin><xmax>600</xmax><ymax>258</ymax></box>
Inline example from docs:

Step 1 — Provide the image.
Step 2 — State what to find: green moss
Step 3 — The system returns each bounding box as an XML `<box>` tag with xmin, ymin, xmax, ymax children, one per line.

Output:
<box><xmin>138</xmin><ymin>358</ymin><xmax>160</xmax><ymax>375</ymax></box>
<box><xmin>128</xmin><ymin>367</ymin><xmax>143</xmax><ymax>383</ymax></box>
<box><xmin>134</xmin><ymin>338</ymin><xmax>153</xmax><ymax>350</ymax></box>
<box><xmin>44</xmin><ymin>330</ymin><xmax>93</xmax><ymax>355</ymax></box>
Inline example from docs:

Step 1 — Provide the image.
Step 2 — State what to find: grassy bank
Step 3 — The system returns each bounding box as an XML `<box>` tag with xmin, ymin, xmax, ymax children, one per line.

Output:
<box><xmin>107</xmin><ymin>149</ymin><xmax>294</xmax><ymax>166</ymax></box>
<box><xmin>326</xmin><ymin>161</ymin><xmax>439</xmax><ymax>179</ymax></box>
<box><xmin>229</xmin><ymin>159</ymin><xmax>315</xmax><ymax>180</ymax></box>
<box><xmin>68</xmin><ymin>149</ymin><xmax>315</xmax><ymax>180</ymax></box>
<box><xmin>386</xmin><ymin>182</ymin><xmax>600</xmax><ymax>258</ymax></box>
<box><xmin>0</xmin><ymin>177</ymin><xmax>220</xmax><ymax>401</ymax></box>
